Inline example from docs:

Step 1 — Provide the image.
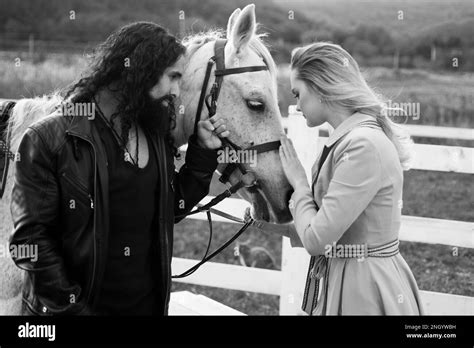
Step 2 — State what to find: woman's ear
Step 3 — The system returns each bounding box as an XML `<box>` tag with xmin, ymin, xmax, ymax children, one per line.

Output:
<box><xmin>226</xmin><ymin>8</ymin><xmax>241</xmax><ymax>39</ymax></box>
<box><xmin>229</xmin><ymin>4</ymin><xmax>256</xmax><ymax>56</ymax></box>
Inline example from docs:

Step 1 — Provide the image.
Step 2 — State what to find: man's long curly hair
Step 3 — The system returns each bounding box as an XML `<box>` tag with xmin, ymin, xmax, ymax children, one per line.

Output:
<box><xmin>64</xmin><ymin>21</ymin><xmax>185</xmax><ymax>158</ymax></box>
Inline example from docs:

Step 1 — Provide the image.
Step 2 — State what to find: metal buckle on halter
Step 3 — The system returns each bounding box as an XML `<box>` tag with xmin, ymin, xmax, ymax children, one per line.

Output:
<box><xmin>240</xmin><ymin>170</ymin><xmax>258</xmax><ymax>188</ymax></box>
<box><xmin>216</xmin><ymin>164</ymin><xmax>258</xmax><ymax>188</ymax></box>
<box><xmin>205</xmin><ymin>92</ymin><xmax>216</xmax><ymax>115</ymax></box>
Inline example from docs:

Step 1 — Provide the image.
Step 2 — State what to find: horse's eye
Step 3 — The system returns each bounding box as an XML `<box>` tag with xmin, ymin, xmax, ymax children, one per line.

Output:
<box><xmin>246</xmin><ymin>100</ymin><xmax>265</xmax><ymax>112</ymax></box>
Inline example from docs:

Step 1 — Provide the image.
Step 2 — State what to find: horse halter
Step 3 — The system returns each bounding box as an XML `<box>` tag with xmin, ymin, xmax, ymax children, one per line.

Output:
<box><xmin>173</xmin><ymin>39</ymin><xmax>281</xmax><ymax>278</ymax></box>
<box><xmin>193</xmin><ymin>39</ymin><xmax>281</xmax><ymax>190</ymax></box>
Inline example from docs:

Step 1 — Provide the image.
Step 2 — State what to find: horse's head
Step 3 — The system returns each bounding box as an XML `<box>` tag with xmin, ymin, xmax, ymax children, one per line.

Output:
<box><xmin>177</xmin><ymin>4</ymin><xmax>292</xmax><ymax>223</ymax></box>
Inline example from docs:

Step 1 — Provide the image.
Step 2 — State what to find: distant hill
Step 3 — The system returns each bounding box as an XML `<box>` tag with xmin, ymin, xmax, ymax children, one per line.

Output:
<box><xmin>273</xmin><ymin>0</ymin><xmax>474</xmax><ymax>40</ymax></box>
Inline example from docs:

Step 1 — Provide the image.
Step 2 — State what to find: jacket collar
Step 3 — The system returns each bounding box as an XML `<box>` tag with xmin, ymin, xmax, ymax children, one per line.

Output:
<box><xmin>325</xmin><ymin>112</ymin><xmax>379</xmax><ymax>147</ymax></box>
<box><xmin>67</xmin><ymin>114</ymin><xmax>94</xmax><ymax>140</ymax></box>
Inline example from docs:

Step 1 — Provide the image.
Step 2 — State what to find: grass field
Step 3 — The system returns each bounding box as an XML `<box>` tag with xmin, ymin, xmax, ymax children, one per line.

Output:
<box><xmin>0</xmin><ymin>53</ymin><xmax>472</xmax><ymax>314</ymax></box>
<box><xmin>0</xmin><ymin>53</ymin><xmax>86</xmax><ymax>99</ymax></box>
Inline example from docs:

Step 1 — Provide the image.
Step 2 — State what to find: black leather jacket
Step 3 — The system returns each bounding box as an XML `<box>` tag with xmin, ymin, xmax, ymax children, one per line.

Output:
<box><xmin>9</xmin><ymin>111</ymin><xmax>218</xmax><ymax>315</ymax></box>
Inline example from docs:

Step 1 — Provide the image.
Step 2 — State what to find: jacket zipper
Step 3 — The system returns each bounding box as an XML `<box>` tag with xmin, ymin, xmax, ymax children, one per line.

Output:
<box><xmin>61</xmin><ymin>172</ymin><xmax>94</xmax><ymax>209</ymax></box>
<box><xmin>65</xmin><ymin>130</ymin><xmax>97</xmax><ymax>310</ymax></box>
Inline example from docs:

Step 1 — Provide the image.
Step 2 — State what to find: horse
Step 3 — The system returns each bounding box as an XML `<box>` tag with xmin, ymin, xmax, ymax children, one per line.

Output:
<box><xmin>0</xmin><ymin>3</ymin><xmax>292</xmax><ymax>314</ymax></box>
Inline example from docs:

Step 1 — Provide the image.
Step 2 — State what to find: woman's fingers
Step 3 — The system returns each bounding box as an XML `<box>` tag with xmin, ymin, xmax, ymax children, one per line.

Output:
<box><xmin>280</xmin><ymin>136</ymin><xmax>292</xmax><ymax>159</ymax></box>
<box><xmin>279</xmin><ymin>146</ymin><xmax>286</xmax><ymax>163</ymax></box>
<box><xmin>287</xmin><ymin>138</ymin><xmax>297</xmax><ymax>156</ymax></box>
<box><xmin>283</xmin><ymin>137</ymin><xmax>298</xmax><ymax>158</ymax></box>
<box><xmin>279</xmin><ymin>144</ymin><xmax>287</xmax><ymax>160</ymax></box>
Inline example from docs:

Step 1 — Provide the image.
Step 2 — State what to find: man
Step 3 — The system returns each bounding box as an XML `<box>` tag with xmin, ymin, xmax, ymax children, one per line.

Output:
<box><xmin>9</xmin><ymin>22</ymin><xmax>229</xmax><ymax>315</ymax></box>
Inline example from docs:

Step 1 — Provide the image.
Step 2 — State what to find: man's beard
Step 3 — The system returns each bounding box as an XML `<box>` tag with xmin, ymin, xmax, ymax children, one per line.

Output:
<box><xmin>137</xmin><ymin>94</ymin><xmax>176</xmax><ymax>138</ymax></box>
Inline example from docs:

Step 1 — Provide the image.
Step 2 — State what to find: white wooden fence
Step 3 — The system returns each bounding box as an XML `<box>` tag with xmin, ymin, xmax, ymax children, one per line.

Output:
<box><xmin>173</xmin><ymin>107</ymin><xmax>474</xmax><ymax>315</ymax></box>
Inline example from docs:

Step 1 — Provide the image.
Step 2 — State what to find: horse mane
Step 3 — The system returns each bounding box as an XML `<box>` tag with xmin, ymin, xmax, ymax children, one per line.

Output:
<box><xmin>8</xmin><ymin>93</ymin><xmax>63</xmax><ymax>155</ymax></box>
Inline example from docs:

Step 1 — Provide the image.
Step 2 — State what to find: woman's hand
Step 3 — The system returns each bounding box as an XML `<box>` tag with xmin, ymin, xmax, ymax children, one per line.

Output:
<box><xmin>196</xmin><ymin>116</ymin><xmax>230</xmax><ymax>149</ymax></box>
<box><xmin>279</xmin><ymin>136</ymin><xmax>308</xmax><ymax>189</ymax></box>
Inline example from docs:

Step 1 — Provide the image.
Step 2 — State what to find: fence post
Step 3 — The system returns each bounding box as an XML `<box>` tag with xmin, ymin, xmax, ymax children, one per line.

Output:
<box><xmin>279</xmin><ymin>106</ymin><xmax>332</xmax><ymax>314</ymax></box>
<box><xmin>279</xmin><ymin>238</ymin><xmax>311</xmax><ymax>315</ymax></box>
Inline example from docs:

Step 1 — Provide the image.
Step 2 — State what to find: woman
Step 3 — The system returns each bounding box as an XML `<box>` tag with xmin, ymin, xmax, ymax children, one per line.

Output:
<box><xmin>249</xmin><ymin>42</ymin><xmax>424</xmax><ymax>315</ymax></box>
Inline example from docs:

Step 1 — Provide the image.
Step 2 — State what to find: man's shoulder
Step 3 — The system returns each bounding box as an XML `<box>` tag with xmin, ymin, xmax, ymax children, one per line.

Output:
<box><xmin>29</xmin><ymin>109</ymin><xmax>71</xmax><ymax>130</ymax></box>
<box><xmin>26</xmin><ymin>111</ymin><xmax>73</xmax><ymax>150</ymax></box>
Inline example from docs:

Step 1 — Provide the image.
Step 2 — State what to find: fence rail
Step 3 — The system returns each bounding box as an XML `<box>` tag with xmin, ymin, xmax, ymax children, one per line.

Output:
<box><xmin>307</xmin><ymin>121</ymin><xmax>474</xmax><ymax>141</ymax></box>
<box><xmin>172</xmin><ymin>257</ymin><xmax>282</xmax><ymax>296</ymax></box>
<box><xmin>401</xmin><ymin>124</ymin><xmax>473</xmax><ymax>141</ymax></box>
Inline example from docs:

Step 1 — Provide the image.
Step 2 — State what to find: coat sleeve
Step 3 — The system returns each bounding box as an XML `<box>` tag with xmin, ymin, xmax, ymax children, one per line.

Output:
<box><xmin>9</xmin><ymin>127</ymin><xmax>91</xmax><ymax>314</ymax></box>
<box><xmin>288</xmin><ymin>135</ymin><xmax>383</xmax><ymax>255</ymax></box>
<box><xmin>173</xmin><ymin>134</ymin><xmax>219</xmax><ymax>223</ymax></box>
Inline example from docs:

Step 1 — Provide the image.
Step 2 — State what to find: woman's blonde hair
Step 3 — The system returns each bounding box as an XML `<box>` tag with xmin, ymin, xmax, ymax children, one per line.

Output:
<box><xmin>291</xmin><ymin>42</ymin><xmax>413</xmax><ymax>170</ymax></box>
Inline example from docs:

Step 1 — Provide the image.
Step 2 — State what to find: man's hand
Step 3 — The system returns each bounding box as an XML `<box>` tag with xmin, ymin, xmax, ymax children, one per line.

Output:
<box><xmin>196</xmin><ymin>116</ymin><xmax>230</xmax><ymax>149</ymax></box>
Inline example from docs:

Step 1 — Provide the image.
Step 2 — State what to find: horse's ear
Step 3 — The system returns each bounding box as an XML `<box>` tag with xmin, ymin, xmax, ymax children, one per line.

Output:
<box><xmin>226</xmin><ymin>8</ymin><xmax>241</xmax><ymax>39</ymax></box>
<box><xmin>230</xmin><ymin>4</ymin><xmax>256</xmax><ymax>56</ymax></box>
